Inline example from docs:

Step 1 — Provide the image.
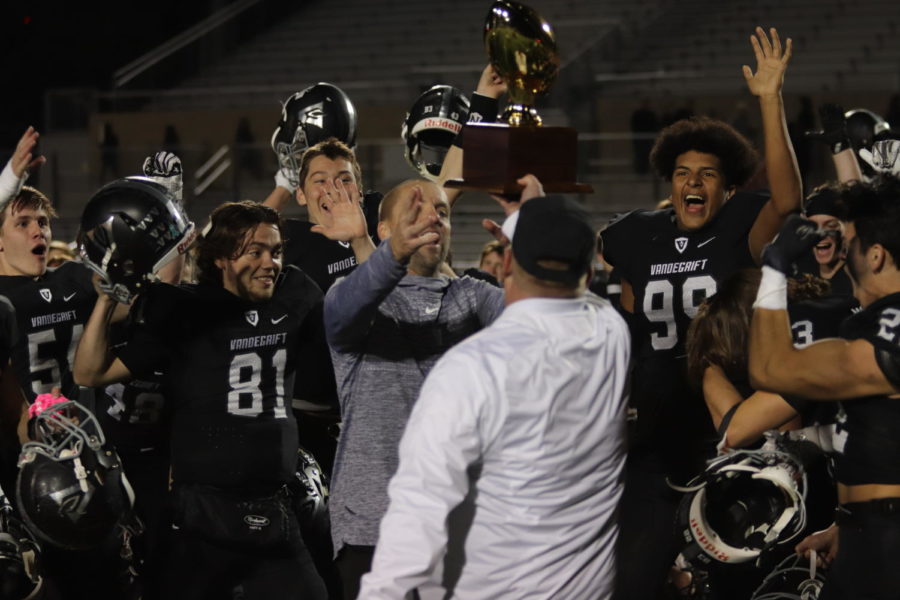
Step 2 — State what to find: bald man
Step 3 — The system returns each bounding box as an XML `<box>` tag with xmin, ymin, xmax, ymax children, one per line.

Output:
<box><xmin>323</xmin><ymin>179</ymin><xmax>505</xmax><ymax>597</ymax></box>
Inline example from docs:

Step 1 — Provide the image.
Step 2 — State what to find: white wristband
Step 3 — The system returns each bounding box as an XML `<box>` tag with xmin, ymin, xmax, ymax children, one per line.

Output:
<box><xmin>274</xmin><ymin>169</ymin><xmax>296</xmax><ymax>195</ymax></box>
<box><xmin>0</xmin><ymin>160</ymin><xmax>27</xmax><ymax>210</ymax></box>
<box><xmin>753</xmin><ymin>266</ymin><xmax>788</xmax><ymax>310</ymax></box>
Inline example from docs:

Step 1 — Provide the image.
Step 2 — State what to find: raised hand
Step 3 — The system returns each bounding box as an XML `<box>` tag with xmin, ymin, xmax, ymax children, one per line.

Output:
<box><xmin>743</xmin><ymin>27</ymin><xmax>792</xmax><ymax>97</ymax></box>
<box><xmin>389</xmin><ymin>185</ymin><xmax>440</xmax><ymax>263</ymax></box>
<box><xmin>310</xmin><ymin>179</ymin><xmax>367</xmax><ymax>243</ymax></box>
<box><xmin>762</xmin><ymin>214</ymin><xmax>825</xmax><ymax>275</ymax></box>
<box><xmin>476</xmin><ymin>64</ymin><xmax>507</xmax><ymax>100</ymax></box>
<box><xmin>142</xmin><ymin>150</ymin><xmax>183</xmax><ymax>202</ymax></box>
<box><xmin>859</xmin><ymin>139</ymin><xmax>900</xmax><ymax>176</ymax></box>
<box><xmin>11</xmin><ymin>127</ymin><xmax>46</xmax><ymax>177</ymax></box>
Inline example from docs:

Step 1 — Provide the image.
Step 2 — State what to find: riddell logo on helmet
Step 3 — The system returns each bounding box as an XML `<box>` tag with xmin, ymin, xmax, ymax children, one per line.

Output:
<box><xmin>690</xmin><ymin>517</ymin><xmax>730</xmax><ymax>562</ymax></box>
<box><xmin>419</xmin><ymin>118</ymin><xmax>462</xmax><ymax>134</ymax></box>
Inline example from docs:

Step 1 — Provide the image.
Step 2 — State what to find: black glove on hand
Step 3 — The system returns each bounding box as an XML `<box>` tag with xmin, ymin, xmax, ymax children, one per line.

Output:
<box><xmin>805</xmin><ymin>103</ymin><xmax>851</xmax><ymax>155</ymax></box>
<box><xmin>762</xmin><ymin>214</ymin><xmax>826</xmax><ymax>275</ymax></box>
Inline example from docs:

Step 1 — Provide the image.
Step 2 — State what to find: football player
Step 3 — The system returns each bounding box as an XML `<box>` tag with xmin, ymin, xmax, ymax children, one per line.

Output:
<box><xmin>600</xmin><ymin>28</ymin><xmax>803</xmax><ymax>599</ymax></box>
<box><xmin>74</xmin><ymin>200</ymin><xmax>329</xmax><ymax>599</ymax></box>
<box><xmin>749</xmin><ymin>176</ymin><xmax>900</xmax><ymax>599</ymax></box>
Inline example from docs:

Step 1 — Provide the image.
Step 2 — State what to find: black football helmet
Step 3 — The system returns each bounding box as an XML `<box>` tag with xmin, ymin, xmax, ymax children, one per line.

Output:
<box><xmin>79</xmin><ymin>177</ymin><xmax>196</xmax><ymax>304</ymax></box>
<box><xmin>16</xmin><ymin>401</ymin><xmax>136</xmax><ymax>551</ymax></box>
<box><xmin>751</xmin><ymin>552</ymin><xmax>826</xmax><ymax>600</ymax></box>
<box><xmin>0</xmin><ymin>486</ymin><xmax>41</xmax><ymax>600</ymax></box>
<box><xmin>401</xmin><ymin>85</ymin><xmax>470</xmax><ymax>180</ymax></box>
<box><xmin>271</xmin><ymin>83</ymin><xmax>358</xmax><ymax>188</ymax></box>
<box><xmin>844</xmin><ymin>108</ymin><xmax>893</xmax><ymax>177</ymax></box>
<box><xmin>675</xmin><ymin>448</ymin><xmax>807</xmax><ymax>566</ymax></box>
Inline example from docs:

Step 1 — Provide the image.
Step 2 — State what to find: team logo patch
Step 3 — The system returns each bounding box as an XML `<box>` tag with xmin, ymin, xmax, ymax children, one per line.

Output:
<box><xmin>244</xmin><ymin>514</ymin><xmax>270</xmax><ymax>529</ymax></box>
<box><xmin>674</xmin><ymin>237</ymin><xmax>689</xmax><ymax>254</ymax></box>
<box><xmin>245</xmin><ymin>310</ymin><xmax>259</xmax><ymax>327</ymax></box>
<box><xmin>39</xmin><ymin>288</ymin><xmax>52</xmax><ymax>303</ymax></box>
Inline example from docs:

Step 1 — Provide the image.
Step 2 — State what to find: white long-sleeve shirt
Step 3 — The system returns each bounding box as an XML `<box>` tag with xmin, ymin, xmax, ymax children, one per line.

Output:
<box><xmin>359</xmin><ymin>294</ymin><xmax>631</xmax><ymax>599</ymax></box>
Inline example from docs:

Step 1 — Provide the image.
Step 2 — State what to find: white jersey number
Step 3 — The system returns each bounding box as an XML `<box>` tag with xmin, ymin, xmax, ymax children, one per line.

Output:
<box><xmin>227</xmin><ymin>349</ymin><xmax>287</xmax><ymax>418</ymax></box>
<box><xmin>876</xmin><ymin>308</ymin><xmax>900</xmax><ymax>343</ymax></box>
<box><xmin>644</xmin><ymin>275</ymin><xmax>717</xmax><ymax>350</ymax></box>
<box><xmin>26</xmin><ymin>324</ymin><xmax>83</xmax><ymax>396</ymax></box>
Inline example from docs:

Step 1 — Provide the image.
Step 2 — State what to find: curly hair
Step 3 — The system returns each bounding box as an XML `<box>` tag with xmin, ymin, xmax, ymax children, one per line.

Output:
<box><xmin>196</xmin><ymin>201</ymin><xmax>282</xmax><ymax>287</ymax></box>
<box><xmin>650</xmin><ymin>117</ymin><xmax>760</xmax><ymax>187</ymax></box>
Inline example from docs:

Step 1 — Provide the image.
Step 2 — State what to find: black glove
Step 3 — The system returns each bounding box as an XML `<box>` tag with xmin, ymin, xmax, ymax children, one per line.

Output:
<box><xmin>804</xmin><ymin>103</ymin><xmax>851</xmax><ymax>155</ymax></box>
<box><xmin>762</xmin><ymin>215</ymin><xmax>826</xmax><ymax>275</ymax></box>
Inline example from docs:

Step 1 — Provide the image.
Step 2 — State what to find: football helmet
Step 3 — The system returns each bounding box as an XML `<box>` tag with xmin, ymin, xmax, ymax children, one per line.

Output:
<box><xmin>16</xmin><ymin>401</ymin><xmax>136</xmax><ymax>551</ymax></box>
<box><xmin>79</xmin><ymin>177</ymin><xmax>196</xmax><ymax>304</ymax></box>
<box><xmin>675</xmin><ymin>449</ymin><xmax>807</xmax><ymax>565</ymax></box>
<box><xmin>401</xmin><ymin>85</ymin><xmax>470</xmax><ymax>180</ymax></box>
<box><xmin>751</xmin><ymin>552</ymin><xmax>826</xmax><ymax>600</ymax></box>
<box><xmin>271</xmin><ymin>83</ymin><xmax>358</xmax><ymax>188</ymax></box>
<box><xmin>0</xmin><ymin>486</ymin><xmax>41</xmax><ymax>600</ymax></box>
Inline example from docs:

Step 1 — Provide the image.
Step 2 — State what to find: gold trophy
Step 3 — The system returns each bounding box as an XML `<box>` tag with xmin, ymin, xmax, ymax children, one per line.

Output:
<box><xmin>446</xmin><ymin>0</ymin><xmax>592</xmax><ymax>194</ymax></box>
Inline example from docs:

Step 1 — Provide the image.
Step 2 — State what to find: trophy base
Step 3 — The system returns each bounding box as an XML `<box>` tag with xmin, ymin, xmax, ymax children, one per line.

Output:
<box><xmin>444</xmin><ymin>122</ymin><xmax>593</xmax><ymax>195</ymax></box>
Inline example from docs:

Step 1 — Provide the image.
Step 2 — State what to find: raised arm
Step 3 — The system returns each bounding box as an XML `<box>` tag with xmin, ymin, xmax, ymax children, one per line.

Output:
<box><xmin>1</xmin><ymin>127</ymin><xmax>46</xmax><ymax>208</ymax></box>
<box><xmin>806</xmin><ymin>103</ymin><xmax>864</xmax><ymax>183</ymax></box>
<box><xmin>743</xmin><ymin>27</ymin><xmax>803</xmax><ymax>263</ymax></box>
<box><xmin>308</xmin><ymin>178</ymin><xmax>376</xmax><ymax>264</ymax></box>
<box><xmin>749</xmin><ymin>217</ymin><xmax>898</xmax><ymax>399</ymax></box>
<box><xmin>73</xmin><ymin>293</ymin><xmax>133</xmax><ymax>387</ymax></box>
<box><xmin>324</xmin><ymin>186</ymin><xmax>439</xmax><ymax>351</ymax></box>
<box><xmin>438</xmin><ymin>64</ymin><xmax>507</xmax><ymax>207</ymax></box>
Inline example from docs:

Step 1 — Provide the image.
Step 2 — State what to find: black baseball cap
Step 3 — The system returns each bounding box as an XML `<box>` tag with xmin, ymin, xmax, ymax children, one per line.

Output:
<box><xmin>511</xmin><ymin>196</ymin><xmax>595</xmax><ymax>286</ymax></box>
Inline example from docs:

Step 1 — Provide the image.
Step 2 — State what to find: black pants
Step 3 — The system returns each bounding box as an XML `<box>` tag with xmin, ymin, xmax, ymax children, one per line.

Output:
<box><xmin>820</xmin><ymin>500</ymin><xmax>900</xmax><ymax>600</ymax></box>
<box><xmin>161</xmin><ymin>527</ymin><xmax>327</xmax><ymax>600</ymax></box>
<box><xmin>613</xmin><ymin>455</ymin><xmax>682</xmax><ymax>600</ymax></box>
<box><xmin>335</xmin><ymin>545</ymin><xmax>374</xmax><ymax>600</ymax></box>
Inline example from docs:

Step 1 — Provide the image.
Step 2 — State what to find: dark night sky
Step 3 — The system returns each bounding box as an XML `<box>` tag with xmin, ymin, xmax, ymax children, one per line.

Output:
<box><xmin>0</xmin><ymin>1</ymin><xmax>216</xmax><ymax>141</ymax></box>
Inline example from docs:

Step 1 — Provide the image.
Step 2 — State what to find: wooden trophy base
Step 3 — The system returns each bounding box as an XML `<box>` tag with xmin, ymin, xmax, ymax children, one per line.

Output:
<box><xmin>443</xmin><ymin>122</ymin><xmax>593</xmax><ymax>194</ymax></box>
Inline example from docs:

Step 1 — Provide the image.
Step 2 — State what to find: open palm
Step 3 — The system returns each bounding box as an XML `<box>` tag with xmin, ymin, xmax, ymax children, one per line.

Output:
<box><xmin>743</xmin><ymin>27</ymin><xmax>792</xmax><ymax>97</ymax></box>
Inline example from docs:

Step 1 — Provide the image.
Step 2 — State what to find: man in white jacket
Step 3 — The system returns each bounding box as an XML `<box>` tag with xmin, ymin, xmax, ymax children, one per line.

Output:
<box><xmin>359</xmin><ymin>194</ymin><xmax>631</xmax><ymax>599</ymax></box>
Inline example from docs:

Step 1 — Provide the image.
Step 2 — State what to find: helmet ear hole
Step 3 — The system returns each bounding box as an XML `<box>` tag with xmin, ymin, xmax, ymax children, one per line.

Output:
<box><xmin>402</xmin><ymin>85</ymin><xmax>471</xmax><ymax>181</ymax></box>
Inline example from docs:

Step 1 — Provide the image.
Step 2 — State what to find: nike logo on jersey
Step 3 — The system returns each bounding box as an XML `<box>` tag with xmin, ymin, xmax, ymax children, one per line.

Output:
<box><xmin>63</xmin><ymin>292</ymin><xmax>77</xmax><ymax>302</ymax></box>
<box><xmin>245</xmin><ymin>310</ymin><xmax>259</xmax><ymax>326</ymax></box>
<box><xmin>39</xmin><ymin>288</ymin><xmax>52</xmax><ymax>303</ymax></box>
<box><xmin>271</xmin><ymin>315</ymin><xmax>287</xmax><ymax>325</ymax></box>
<box><xmin>337</xmin><ymin>241</ymin><xmax>350</xmax><ymax>249</ymax></box>
<box><xmin>424</xmin><ymin>306</ymin><xmax>440</xmax><ymax>315</ymax></box>
<box><xmin>697</xmin><ymin>236</ymin><xmax>717</xmax><ymax>248</ymax></box>
<box><xmin>674</xmin><ymin>237</ymin><xmax>688</xmax><ymax>254</ymax></box>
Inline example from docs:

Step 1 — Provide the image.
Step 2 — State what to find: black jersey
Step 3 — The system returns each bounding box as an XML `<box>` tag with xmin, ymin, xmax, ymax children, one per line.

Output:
<box><xmin>282</xmin><ymin>219</ymin><xmax>357</xmax><ymax>294</ymax></box>
<box><xmin>828</xmin><ymin>292</ymin><xmax>900</xmax><ymax>485</ymax></box>
<box><xmin>0</xmin><ymin>296</ymin><xmax>16</xmax><ymax>368</ymax></box>
<box><xmin>0</xmin><ymin>261</ymin><xmax>96</xmax><ymax>402</ymax></box>
<box><xmin>117</xmin><ymin>266</ymin><xmax>324</xmax><ymax>489</ymax></box>
<box><xmin>788</xmin><ymin>295</ymin><xmax>857</xmax><ymax>348</ymax></box>
<box><xmin>601</xmin><ymin>191</ymin><xmax>769</xmax><ymax>358</ymax></box>
<box><xmin>795</xmin><ymin>253</ymin><xmax>854</xmax><ymax>298</ymax></box>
